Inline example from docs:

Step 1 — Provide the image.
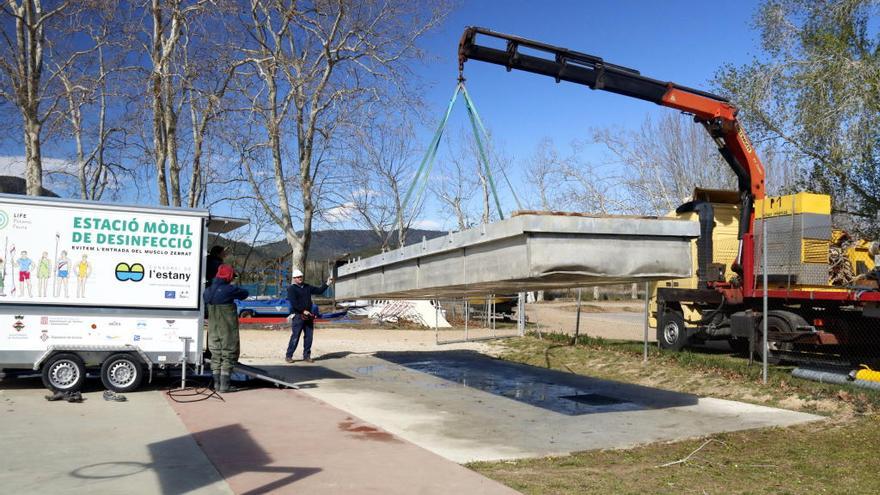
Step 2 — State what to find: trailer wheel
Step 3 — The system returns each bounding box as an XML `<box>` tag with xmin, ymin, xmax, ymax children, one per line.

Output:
<box><xmin>41</xmin><ymin>353</ymin><xmax>86</xmax><ymax>392</ymax></box>
<box><xmin>100</xmin><ymin>353</ymin><xmax>145</xmax><ymax>393</ymax></box>
<box><xmin>658</xmin><ymin>310</ymin><xmax>689</xmax><ymax>351</ymax></box>
<box><xmin>239</xmin><ymin>309</ymin><xmax>254</xmax><ymax>318</ymax></box>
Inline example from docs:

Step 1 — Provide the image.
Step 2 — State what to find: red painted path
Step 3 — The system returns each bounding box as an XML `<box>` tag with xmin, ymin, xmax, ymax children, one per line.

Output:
<box><xmin>166</xmin><ymin>388</ymin><xmax>519</xmax><ymax>494</ymax></box>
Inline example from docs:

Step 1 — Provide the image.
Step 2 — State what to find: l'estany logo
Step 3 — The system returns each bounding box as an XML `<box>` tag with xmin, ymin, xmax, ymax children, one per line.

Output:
<box><xmin>0</xmin><ymin>210</ymin><xmax>8</xmax><ymax>229</ymax></box>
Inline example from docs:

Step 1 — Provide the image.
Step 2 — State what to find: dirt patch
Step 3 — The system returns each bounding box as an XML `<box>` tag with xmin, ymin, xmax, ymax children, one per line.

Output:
<box><xmin>239</xmin><ymin>326</ymin><xmax>504</xmax><ymax>362</ymax></box>
<box><xmin>555</xmin><ymin>303</ymin><xmax>642</xmax><ymax>313</ymax></box>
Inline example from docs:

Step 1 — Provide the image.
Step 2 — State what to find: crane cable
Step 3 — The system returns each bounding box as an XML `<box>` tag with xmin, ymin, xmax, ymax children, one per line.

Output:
<box><xmin>401</xmin><ymin>81</ymin><xmax>522</xmax><ymax>223</ymax></box>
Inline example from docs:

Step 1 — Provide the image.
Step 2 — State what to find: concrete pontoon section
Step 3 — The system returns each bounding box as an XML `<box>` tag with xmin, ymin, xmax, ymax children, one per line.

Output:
<box><xmin>336</xmin><ymin>212</ymin><xmax>699</xmax><ymax>299</ymax></box>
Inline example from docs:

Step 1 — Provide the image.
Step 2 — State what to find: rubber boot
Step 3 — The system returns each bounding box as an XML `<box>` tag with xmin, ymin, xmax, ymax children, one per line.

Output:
<box><xmin>212</xmin><ymin>372</ymin><xmax>221</xmax><ymax>390</ymax></box>
<box><xmin>219</xmin><ymin>373</ymin><xmax>239</xmax><ymax>393</ymax></box>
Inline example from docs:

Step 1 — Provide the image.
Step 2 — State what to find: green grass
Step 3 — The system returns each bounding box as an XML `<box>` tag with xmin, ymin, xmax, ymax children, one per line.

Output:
<box><xmin>469</xmin><ymin>417</ymin><xmax>880</xmax><ymax>494</ymax></box>
<box><xmin>468</xmin><ymin>334</ymin><xmax>880</xmax><ymax>494</ymax></box>
<box><xmin>517</xmin><ymin>331</ymin><xmax>880</xmax><ymax>413</ymax></box>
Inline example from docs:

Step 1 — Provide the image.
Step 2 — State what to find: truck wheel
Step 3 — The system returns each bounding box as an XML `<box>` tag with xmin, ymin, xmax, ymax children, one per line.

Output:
<box><xmin>658</xmin><ymin>310</ymin><xmax>689</xmax><ymax>351</ymax></box>
<box><xmin>41</xmin><ymin>353</ymin><xmax>86</xmax><ymax>392</ymax></box>
<box><xmin>100</xmin><ymin>353</ymin><xmax>145</xmax><ymax>393</ymax></box>
<box><xmin>239</xmin><ymin>309</ymin><xmax>254</xmax><ymax>318</ymax></box>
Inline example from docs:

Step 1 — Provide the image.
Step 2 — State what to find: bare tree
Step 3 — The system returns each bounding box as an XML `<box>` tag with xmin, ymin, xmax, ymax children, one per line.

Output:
<box><xmin>179</xmin><ymin>11</ymin><xmax>241</xmax><ymax>208</ymax></box>
<box><xmin>592</xmin><ymin>113</ymin><xmax>737</xmax><ymax>214</ymax></box>
<box><xmin>341</xmin><ymin>120</ymin><xmax>419</xmax><ymax>249</ymax></box>
<box><xmin>236</xmin><ymin>0</ymin><xmax>448</xmax><ymax>277</ymax></box>
<box><xmin>0</xmin><ymin>0</ymin><xmax>72</xmax><ymax>195</ymax></box>
<box><xmin>432</xmin><ymin>145</ymin><xmax>478</xmax><ymax>230</ymax></box>
<box><xmin>522</xmin><ymin>137</ymin><xmax>627</xmax><ymax>214</ymax></box>
<box><xmin>432</xmin><ymin>126</ymin><xmax>511</xmax><ymax>229</ymax></box>
<box><xmin>50</xmin><ymin>6</ymin><xmax>132</xmax><ymax>200</ymax></box>
<box><xmin>524</xmin><ymin>137</ymin><xmax>568</xmax><ymax>210</ymax></box>
<box><xmin>145</xmin><ymin>0</ymin><xmax>210</xmax><ymax>206</ymax></box>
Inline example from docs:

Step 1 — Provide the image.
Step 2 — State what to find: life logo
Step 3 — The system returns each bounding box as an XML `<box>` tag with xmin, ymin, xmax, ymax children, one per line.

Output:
<box><xmin>115</xmin><ymin>262</ymin><xmax>145</xmax><ymax>282</ymax></box>
<box><xmin>0</xmin><ymin>209</ymin><xmax>8</xmax><ymax>230</ymax></box>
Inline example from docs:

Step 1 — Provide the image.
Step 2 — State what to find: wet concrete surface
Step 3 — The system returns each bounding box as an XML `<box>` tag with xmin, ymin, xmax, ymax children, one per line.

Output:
<box><xmin>260</xmin><ymin>351</ymin><xmax>823</xmax><ymax>462</ymax></box>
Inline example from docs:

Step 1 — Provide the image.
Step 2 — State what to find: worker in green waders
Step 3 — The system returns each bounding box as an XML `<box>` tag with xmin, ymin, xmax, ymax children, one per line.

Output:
<box><xmin>203</xmin><ymin>264</ymin><xmax>249</xmax><ymax>392</ymax></box>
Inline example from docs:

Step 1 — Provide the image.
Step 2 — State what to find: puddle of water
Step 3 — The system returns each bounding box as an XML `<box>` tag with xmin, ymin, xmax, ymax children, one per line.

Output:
<box><xmin>397</xmin><ymin>358</ymin><xmax>643</xmax><ymax>416</ymax></box>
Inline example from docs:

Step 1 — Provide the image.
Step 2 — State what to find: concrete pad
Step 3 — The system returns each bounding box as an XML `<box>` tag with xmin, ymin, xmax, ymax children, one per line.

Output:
<box><xmin>166</xmin><ymin>387</ymin><xmax>519</xmax><ymax>495</ymax></box>
<box><xmin>263</xmin><ymin>351</ymin><xmax>823</xmax><ymax>462</ymax></box>
<box><xmin>0</xmin><ymin>377</ymin><xmax>230</xmax><ymax>494</ymax></box>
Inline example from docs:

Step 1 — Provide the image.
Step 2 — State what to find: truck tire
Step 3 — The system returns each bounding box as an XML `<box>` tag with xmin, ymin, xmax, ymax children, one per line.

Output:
<box><xmin>658</xmin><ymin>310</ymin><xmax>689</xmax><ymax>351</ymax></box>
<box><xmin>41</xmin><ymin>353</ymin><xmax>86</xmax><ymax>392</ymax></box>
<box><xmin>239</xmin><ymin>309</ymin><xmax>254</xmax><ymax>318</ymax></box>
<box><xmin>100</xmin><ymin>353</ymin><xmax>145</xmax><ymax>393</ymax></box>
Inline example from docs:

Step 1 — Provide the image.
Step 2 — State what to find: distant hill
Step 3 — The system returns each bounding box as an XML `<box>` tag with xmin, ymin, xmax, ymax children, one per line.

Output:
<box><xmin>210</xmin><ymin>228</ymin><xmax>447</xmax><ymax>264</ymax></box>
<box><xmin>0</xmin><ymin>176</ymin><xmax>58</xmax><ymax>197</ymax></box>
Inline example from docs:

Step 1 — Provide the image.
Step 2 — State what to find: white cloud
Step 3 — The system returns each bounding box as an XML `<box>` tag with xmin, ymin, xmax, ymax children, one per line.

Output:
<box><xmin>350</xmin><ymin>188</ymin><xmax>376</xmax><ymax>199</ymax></box>
<box><xmin>0</xmin><ymin>155</ymin><xmax>75</xmax><ymax>176</ymax></box>
<box><xmin>410</xmin><ymin>219</ymin><xmax>442</xmax><ymax>230</ymax></box>
<box><xmin>324</xmin><ymin>202</ymin><xmax>357</xmax><ymax>223</ymax></box>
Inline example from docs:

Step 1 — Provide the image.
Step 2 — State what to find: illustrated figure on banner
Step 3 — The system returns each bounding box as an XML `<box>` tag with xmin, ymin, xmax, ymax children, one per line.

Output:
<box><xmin>76</xmin><ymin>254</ymin><xmax>91</xmax><ymax>298</ymax></box>
<box><xmin>56</xmin><ymin>250</ymin><xmax>70</xmax><ymax>298</ymax></box>
<box><xmin>37</xmin><ymin>252</ymin><xmax>50</xmax><ymax>297</ymax></box>
<box><xmin>18</xmin><ymin>250</ymin><xmax>33</xmax><ymax>298</ymax></box>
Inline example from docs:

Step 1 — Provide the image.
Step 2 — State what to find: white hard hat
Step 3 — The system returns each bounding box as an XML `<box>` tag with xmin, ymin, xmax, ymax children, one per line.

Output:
<box><xmin>291</xmin><ymin>269</ymin><xmax>304</xmax><ymax>278</ymax></box>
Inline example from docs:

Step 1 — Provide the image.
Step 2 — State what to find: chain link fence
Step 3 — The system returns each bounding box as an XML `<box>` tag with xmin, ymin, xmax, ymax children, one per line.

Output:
<box><xmin>754</xmin><ymin>203</ymin><xmax>880</xmax><ymax>370</ymax></box>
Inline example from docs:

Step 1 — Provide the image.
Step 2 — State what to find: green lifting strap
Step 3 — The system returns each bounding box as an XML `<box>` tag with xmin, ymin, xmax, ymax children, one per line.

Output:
<box><xmin>402</xmin><ymin>81</ymin><xmax>522</xmax><ymax>222</ymax></box>
<box><xmin>460</xmin><ymin>84</ymin><xmax>523</xmax><ymax>216</ymax></box>
<box><xmin>401</xmin><ymin>83</ymin><xmax>462</xmax><ymax>217</ymax></box>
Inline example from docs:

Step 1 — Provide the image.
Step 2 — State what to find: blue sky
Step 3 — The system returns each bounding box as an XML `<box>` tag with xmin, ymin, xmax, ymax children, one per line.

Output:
<box><xmin>2</xmin><ymin>1</ymin><xmax>768</xmax><ymax>233</ymax></box>
<box><xmin>405</xmin><ymin>0</ymin><xmax>764</xmax><ymax>228</ymax></box>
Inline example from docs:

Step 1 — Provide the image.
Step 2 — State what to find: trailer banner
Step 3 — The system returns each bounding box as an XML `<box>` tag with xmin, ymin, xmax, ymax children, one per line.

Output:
<box><xmin>0</xmin><ymin>313</ymin><xmax>200</xmax><ymax>353</ymax></box>
<box><xmin>0</xmin><ymin>200</ymin><xmax>202</xmax><ymax>309</ymax></box>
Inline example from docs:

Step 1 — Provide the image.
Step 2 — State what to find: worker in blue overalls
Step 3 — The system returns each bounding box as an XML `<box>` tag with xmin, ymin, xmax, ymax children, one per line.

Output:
<box><xmin>285</xmin><ymin>269</ymin><xmax>333</xmax><ymax>363</ymax></box>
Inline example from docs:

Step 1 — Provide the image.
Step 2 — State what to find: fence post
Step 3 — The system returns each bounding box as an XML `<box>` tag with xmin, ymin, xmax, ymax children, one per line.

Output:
<box><xmin>573</xmin><ymin>288</ymin><xmax>582</xmax><ymax>345</ymax></box>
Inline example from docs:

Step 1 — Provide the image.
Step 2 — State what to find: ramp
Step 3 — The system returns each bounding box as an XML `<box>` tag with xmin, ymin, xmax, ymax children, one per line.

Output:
<box><xmin>232</xmin><ymin>363</ymin><xmax>299</xmax><ymax>389</ymax></box>
<box><xmin>336</xmin><ymin>212</ymin><xmax>699</xmax><ymax>299</ymax></box>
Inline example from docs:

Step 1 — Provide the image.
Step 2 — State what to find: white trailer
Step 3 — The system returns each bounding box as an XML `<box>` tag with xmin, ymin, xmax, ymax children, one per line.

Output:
<box><xmin>0</xmin><ymin>193</ymin><xmax>245</xmax><ymax>392</ymax></box>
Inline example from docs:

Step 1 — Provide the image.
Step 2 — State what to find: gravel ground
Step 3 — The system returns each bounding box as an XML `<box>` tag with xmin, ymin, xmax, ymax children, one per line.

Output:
<box><xmin>239</xmin><ymin>325</ymin><xmax>504</xmax><ymax>362</ymax></box>
<box><xmin>236</xmin><ymin>301</ymin><xmax>651</xmax><ymax>363</ymax></box>
<box><xmin>525</xmin><ymin>301</ymin><xmax>653</xmax><ymax>341</ymax></box>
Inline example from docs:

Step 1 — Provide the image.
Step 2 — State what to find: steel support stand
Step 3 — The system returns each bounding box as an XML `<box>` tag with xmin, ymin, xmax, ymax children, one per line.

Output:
<box><xmin>573</xmin><ymin>288</ymin><xmax>582</xmax><ymax>344</ymax></box>
<box><xmin>465</xmin><ymin>299</ymin><xmax>469</xmax><ymax>341</ymax></box>
<box><xmin>517</xmin><ymin>292</ymin><xmax>525</xmax><ymax>337</ymax></box>
<box><xmin>179</xmin><ymin>336</ymin><xmax>192</xmax><ymax>390</ymax></box>
<box><xmin>643</xmin><ymin>282</ymin><xmax>650</xmax><ymax>363</ymax></box>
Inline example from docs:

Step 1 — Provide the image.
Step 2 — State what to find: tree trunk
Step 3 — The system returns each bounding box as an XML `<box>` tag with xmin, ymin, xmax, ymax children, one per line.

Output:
<box><xmin>166</xmin><ymin>111</ymin><xmax>181</xmax><ymax>206</ymax></box>
<box><xmin>24</xmin><ymin>119</ymin><xmax>43</xmax><ymax>196</ymax></box>
<box><xmin>152</xmin><ymin>70</ymin><xmax>169</xmax><ymax>205</ymax></box>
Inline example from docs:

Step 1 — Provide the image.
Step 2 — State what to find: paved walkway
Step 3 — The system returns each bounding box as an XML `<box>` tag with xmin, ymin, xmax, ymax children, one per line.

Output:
<box><xmin>167</xmin><ymin>387</ymin><xmax>519</xmax><ymax>495</ymax></box>
<box><xmin>0</xmin><ymin>378</ymin><xmax>229</xmax><ymax>494</ymax></box>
